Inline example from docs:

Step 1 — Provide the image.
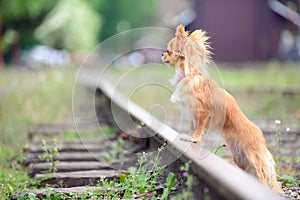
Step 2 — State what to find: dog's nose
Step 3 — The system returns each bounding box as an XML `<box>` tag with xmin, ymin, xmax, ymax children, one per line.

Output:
<box><xmin>162</xmin><ymin>53</ymin><xmax>164</xmax><ymax>56</ymax></box>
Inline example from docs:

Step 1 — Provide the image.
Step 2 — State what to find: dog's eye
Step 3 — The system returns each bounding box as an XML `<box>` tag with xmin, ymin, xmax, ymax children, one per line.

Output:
<box><xmin>166</xmin><ymin>50</ymin><xmax>171</xmax><ymax>54</ymax></box>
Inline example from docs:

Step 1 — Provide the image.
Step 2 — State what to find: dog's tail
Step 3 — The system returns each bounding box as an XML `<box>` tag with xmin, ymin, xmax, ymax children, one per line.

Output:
<box><xmin>189</xmin><ymin>30</ymin><xmax>212</xmax><ymax>65</ymax></box>
<box><xmin>264</xmin><ymin>149</ymin><xmax>284</xmax><ymax>193</ymax></box>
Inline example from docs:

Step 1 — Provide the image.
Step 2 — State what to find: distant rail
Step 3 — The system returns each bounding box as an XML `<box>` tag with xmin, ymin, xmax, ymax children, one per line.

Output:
<box><xmin>79</xmin><ymin>71</ymin><xmax>283</xmax><ymax>200</ymax></box>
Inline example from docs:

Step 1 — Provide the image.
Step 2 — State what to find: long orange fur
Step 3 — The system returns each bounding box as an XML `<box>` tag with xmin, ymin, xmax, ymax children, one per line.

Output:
<box><xmin>162</xmin><ymin>25</ymin><xmax>283</xmax><ymax>193</ymax></box>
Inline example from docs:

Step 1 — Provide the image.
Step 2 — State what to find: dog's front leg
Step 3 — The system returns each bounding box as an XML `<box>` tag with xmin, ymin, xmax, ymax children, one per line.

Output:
<box><xmin>190</xmin><ymin>110</ymin><xmax>209</xmax><ymax>143</ymax></box>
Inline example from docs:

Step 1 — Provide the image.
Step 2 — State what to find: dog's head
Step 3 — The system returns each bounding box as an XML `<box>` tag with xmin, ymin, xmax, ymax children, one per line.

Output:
<box><xmin>162</xmin><ymin>25</ymin><xmax>211</xmax><ymax>75</ymax></box>
<box><xmin>162</xmin><ymin>25</ymin><xmax>187</xmax><ymax>67</ymax></box>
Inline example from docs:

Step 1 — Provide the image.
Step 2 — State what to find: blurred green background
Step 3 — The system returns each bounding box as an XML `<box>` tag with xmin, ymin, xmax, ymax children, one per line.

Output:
<box><xmin>0</xmin><ymin>0</ymin><xmax>157</xmax><ymax>65</ymax></box>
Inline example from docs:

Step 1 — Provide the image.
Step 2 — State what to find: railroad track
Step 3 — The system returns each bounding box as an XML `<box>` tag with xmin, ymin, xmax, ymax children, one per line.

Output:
<box><xmin>13</xmin><ymin>72</ymin><xmax>284</xmax><ymax>199</ymax></box>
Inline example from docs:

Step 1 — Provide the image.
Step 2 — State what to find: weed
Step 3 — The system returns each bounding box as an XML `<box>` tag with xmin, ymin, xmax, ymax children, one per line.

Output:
<box><xmin>0</xmin><ymin>147</ymin><xmax>35</xmax><ymax>199</ymax></box>
<box><xmin>161</xmin><ymin>172</ymin><xmax>177</xmax><ymax>199</ymax></box>
<box><xmin>0</xmin><ymin>169</ymin><xmax>34</xmax><ymax>200</ymax></box>
<box><xmin>38</xmin><ymin>139</ymin><xmax>60</xmax><ymax>173</ymax></box>
<box><xmin>99</xmin><ymin>145</ymin><xmax>174</xmax><ymax>199</ymax></box>
<box><xmin>122</xmin><ymin>148</ymin><xmax>164</xmax><ymax>198</ymax></box>
<box><xmin>16</xmin><ymin>193</ymin><xmax>39</xmax><ymax>200</ymax></box>
<box><xmin>273</xmin><ymin>120</ymin><xmax>300</xmax><ymax>190</ymax></box>
<box><xmin>274</xmin><ymin>119</ymin><xmax>291</xmax><ymax>165</ymax></box>
<box><xmin>117</xmin><ymin>137</ymin><xmax>125</xmax><ymax>160</ymax></box>
<box><xmin>172</xmin><ymin>161</ymin><xmax>197</xmax><ymax>200</ymax></box>
<box><xmin>16</xmin><ymin>188</ymin><xmax>70</xmax><ymax>200</ymax></box>
<box><xmin>279</xmin><ymin>174</ymin><xmax>300</xmax><ymax>187</ymax></box>
<box><xmin>101</xmin><ymin>125</ymin><xmax>118</xmax><ymax>137</ymax></box>
<box><xmin>211</xmin><ymin>144</ymin><xmax>226</xmax><ymax>157</ymax></box>
<box><xmin>274</xmin><ymin>119</ymin><xmax>282</xmax><ymax>156</ymax></box>
<box><xmin>104</xmin><ymin>137</ymin><xmax>126</xmax><ymax>165</ymax></box>
<box><xmin>273</xmin><ymin>119</ymin><xmax>291</xmax><ymax>167</ymax></box>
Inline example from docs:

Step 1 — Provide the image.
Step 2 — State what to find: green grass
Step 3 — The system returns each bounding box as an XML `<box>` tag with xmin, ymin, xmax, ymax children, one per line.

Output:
<box><xmin>212</xmin><ymin>62</ymin><xmax>300</xmax><ymax>120</ymax></box>
<box><xmin>0</xmin><ymin>68</ymin><xmax>76</xmax><ymax>150</ymax></box>
<box><xmin>0</xmin><ymin>68</ymin><xmax>77</xmax><ymax>198</ymax></box>
<box><xmin>208</xmin><ymin>62</ymin><xmax>300</xmax><ymax>89</ymax></box>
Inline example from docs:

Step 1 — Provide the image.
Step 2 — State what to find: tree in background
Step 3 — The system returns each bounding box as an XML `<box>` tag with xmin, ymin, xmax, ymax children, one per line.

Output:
<box><xmin>35</xmin><ymin>0</ymin><xmax>101</xmax><ymax>52</ymax></box>
<box><xmin>0</xmin><ymin>0</ymin><xmax>57</xmax><ymax>66</ymax></box>
<box><xmin>96</xmin><ymin>0</ymin><xmax>158</xmax><ymax>41</ymax></box>
<box><xmin>0</xmin><ymin>0</ymin><xmax>158</xmax><ymax>66</ymax></box>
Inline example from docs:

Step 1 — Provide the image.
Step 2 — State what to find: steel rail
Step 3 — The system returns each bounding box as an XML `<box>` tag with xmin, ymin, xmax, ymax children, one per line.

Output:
<box><xmin>79</xmin><ymin>71</ymin><xmax>283</xmax><ymax>200</ymax></box>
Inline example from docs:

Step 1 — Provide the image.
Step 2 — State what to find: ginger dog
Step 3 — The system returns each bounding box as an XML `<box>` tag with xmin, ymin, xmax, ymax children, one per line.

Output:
<box><xmin>162</xmin><ymin>25</ymin><xmax>283</xmax><ymax>193</ymax></box>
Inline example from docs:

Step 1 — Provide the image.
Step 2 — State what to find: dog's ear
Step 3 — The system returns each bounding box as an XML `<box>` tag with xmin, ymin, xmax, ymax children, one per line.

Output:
<box><xmin>174</xmin><ymin>25</ymin><xmax>188</xmax><ymax>56</ymax></box>
<box><xmin>176</xmin><ymin>25</ymin><xmax>188</xmax><ymax>39</ymax></box>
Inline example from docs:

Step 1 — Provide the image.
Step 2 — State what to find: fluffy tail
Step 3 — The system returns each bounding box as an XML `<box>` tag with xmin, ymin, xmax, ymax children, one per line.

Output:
<box><xmin>264</xmin><ymin>149</ymin><xmax>284</xmax><ymax>193</ymax></box>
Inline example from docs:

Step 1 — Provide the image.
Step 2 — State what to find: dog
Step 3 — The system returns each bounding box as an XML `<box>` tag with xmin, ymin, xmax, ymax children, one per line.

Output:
<box><xmin>162</xmin><ymin>25</ymin><xmax>283</xmax><ymax>193</ymax></box>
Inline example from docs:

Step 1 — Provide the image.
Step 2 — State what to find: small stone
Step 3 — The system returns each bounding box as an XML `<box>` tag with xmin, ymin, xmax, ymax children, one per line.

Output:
<box><xmin>121</xmin><ymin>132</ymin><xmax>129</xmax><ymax>140</ymax></box>
<box><xmin>290</xmin><ymin>191</ymin><xmax>298</xmax><ymax>198</ymax></box>
<box><xmin>290</xmin><ymin>186</ymin><xmax>297</xmax><ymax>191</ymax></box>
<box><xmin>203</xmin><ymin>187</ymin><xmax>209</xmax><ymax>194</ymax></box>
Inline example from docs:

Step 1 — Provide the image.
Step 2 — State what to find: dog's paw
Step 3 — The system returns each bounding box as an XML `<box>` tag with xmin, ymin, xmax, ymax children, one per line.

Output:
<box><xmin>180</xmin><ymin>133</ymin><xmax>202</xmax><ymax>143</ymax></box>
<box><xmin>191</xmin><ymin>138</ymin><xmax>202</xmax><ymax>143</ymax></box>
<box><xmin>180</xmin><ymin>134</ymin><xmax>194</xmax><ymax>143</ymax></box>
<box><xmin>180</xmin><ymin>137</ymin><xmax>201</xmax><ymax>143</ymax></box>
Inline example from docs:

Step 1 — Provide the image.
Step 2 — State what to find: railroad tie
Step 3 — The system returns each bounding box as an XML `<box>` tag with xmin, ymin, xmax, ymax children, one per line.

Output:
<box><xmin>12</xmin><ymin>121</ymin><xmax>146</xmax><ymax>198</ymax></box>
